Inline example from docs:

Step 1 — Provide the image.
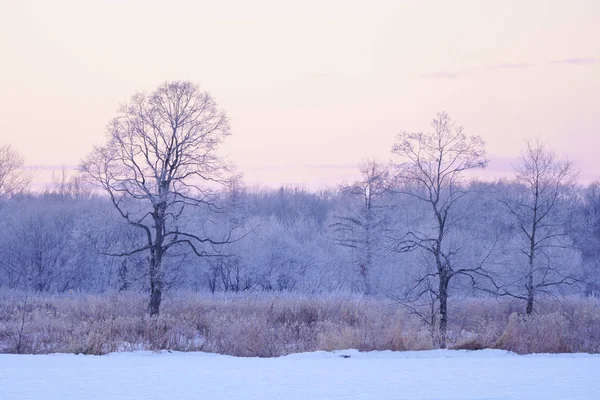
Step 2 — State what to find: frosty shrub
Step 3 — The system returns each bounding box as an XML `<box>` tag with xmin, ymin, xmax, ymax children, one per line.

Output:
<box><xmin>0</xmin><ymin>290</ymin><xmax>598</xmax><ymax>356</ymax></box>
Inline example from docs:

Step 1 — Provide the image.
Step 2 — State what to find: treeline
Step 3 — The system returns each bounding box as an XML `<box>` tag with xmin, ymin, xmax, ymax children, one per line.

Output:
<box><xmin>0</xmin><ymin>172</ymin><xmax>598</xmax><ymax>299</ymax></box>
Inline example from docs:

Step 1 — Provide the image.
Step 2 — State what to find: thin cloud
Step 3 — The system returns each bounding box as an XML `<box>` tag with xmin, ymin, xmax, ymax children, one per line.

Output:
<box><xmin>305</xmin><ymin>72</ymin><xmax>345</xmax><ymax>78</ymax></box>
<box><xmin>422</xmin><ymin>57</ymin><xmax>596</xmax><ymax>79</ymax></box>
<box><xmin>24</xmin><ymin>164</ymin><xmax>79</xmax><ymax>171</ymax></box>
<box><xmin>246</xmin><ymin>163</ymin><xmax>358</xmax><ymax>171</ymax></box>
<box><xmin>549</xmin><ymin>58</ymin><xmax>597</xmax><ymax>65</ymax></box>
<box><xmin>481</xmin><ymin>62</ymin><xmax>537</xmax><ymax>69</ymax></box>
<box><xmin>420</xmin><ymin>71</ymin><xmax>472</xmax><ymax>80</ymax></box>
<box><xmin>245</xmin><ymin>165</ymin><xmax>284</xmax><ymax>171</ymax></box>
<box><xmin>306</xmin><ymin>163</ymin><xmax>358</xmax><ymax>170</ymax></box>
<box><xmin>486</xmin><ymin>155</ymin><xmax>519</xmax><ymax>174</ymax></box>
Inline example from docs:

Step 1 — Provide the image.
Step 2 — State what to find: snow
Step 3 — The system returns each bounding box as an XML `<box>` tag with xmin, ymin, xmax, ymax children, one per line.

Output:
<box><xmin>1</xmin><ymin>349</ymin><xmax>598</xmax><ymax>400</ymax></box>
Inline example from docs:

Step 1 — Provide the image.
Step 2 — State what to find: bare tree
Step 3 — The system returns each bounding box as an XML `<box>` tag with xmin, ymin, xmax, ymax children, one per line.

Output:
<box><xmin>500</xmin><ymin>140</ymin><xmax>578</xmax><ymax>314</ymax></box>
<box><xmin>330</xmin><ymin>160</ymin><xmax>390</xmax><ymax>294</ymax></box>
<box><xmin>391</xmin><ymin>112</ymin><xmax>489</xmax><ymax>348</ymax></box>
<box><xmin>81</xmin><ymin>81</ymin><xmax>235</xmax><ymax>315</ymax></box>
<box><xmin>0</xmin><ymin>145</ymin><xmax>30</xmax><ymax>199</ymax></box>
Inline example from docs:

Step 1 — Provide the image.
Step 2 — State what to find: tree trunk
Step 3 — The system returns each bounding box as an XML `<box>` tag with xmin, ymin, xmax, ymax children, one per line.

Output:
<box><xmin>438</xmin><ymin>272</ymin><xmax>449</xmax><ymax>349</ymax></box>
<box><xmin>526</xmin><ymin>238</ymin><xmax>535</xmax><ymax>315</ymax></box>
<box><xmin>148</xmin><ymin>251</ymin><xmax>163</xmax><ymax>316</ymax></box>
<box><xmin>364</xmin><ymin>207</ymin><xmax>373</xmax><ymax>295</ymax></box>
<box><xmin>148</xmin><ymin>202</ymin><xmax>166</xmax><ymax>316</ymax></box>
<box><xmin>526</xmin><ymin>199</ymin><xmax>537</xmax><ymax>315</ymax></box>
<box><xmin>526</xmin><ymin>272</ymin><xmax>534</xmax><ymax>315</ymax></box>
<box><xmin>149</xmin><ymin>284</ymin><xmax>162</xmax><ymax>316</ymax></box>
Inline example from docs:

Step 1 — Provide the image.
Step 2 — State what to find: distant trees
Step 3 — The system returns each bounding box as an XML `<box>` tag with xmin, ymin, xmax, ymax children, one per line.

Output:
<box><xmin>81</xmin><ymin>81</ymin><xmax>235</xmax><ymax>316</ymax></box>
<box><xmin>573</xmin><ymin>182</ymin><xmax>600</xmax><ymax>296</ymax></box>
<box><xmin>0</xmin><ymin>145</ymin><xmax>30</xmax><ymax>199</ymax></box>
<box><xmin>45</xmin><ymin>167</ymin><xmax>92</xmax><ymax>201</ymax></box>
<box><xmin>500</xmin><ymin>141</ymin><xmax>579</xmax><ymax>314</ymax></box>
<box><xmin>391</xmin><ymin>112</ymin><xmax>489</xmax><ymax>348</ymax></box>
<box><xmin>0</xmin><ymin>195</ymin><xmax>104</xmax><ymax>292</ymax></box>
<box><xmin>3</xmin><ymin>203</ymin><xmax>79</xmax><ymax>292</ymax></box>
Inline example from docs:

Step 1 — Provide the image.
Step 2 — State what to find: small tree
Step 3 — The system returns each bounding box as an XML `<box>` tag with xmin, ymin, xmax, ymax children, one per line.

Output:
<box><xmin>500</xmin><ymin>140</ymin><xmax>578</xmax><ymax>314</ymax></box>
<box><xmin>0</xmin><ymin>145</ymin><xmax>30</xmax><ymax>199</ymax></box>
<box><xmin>81</xmin><ymin>81</ymin><xmax>234</xmax><ymax>315</ymax></box>
<box><xmin>391</xmin><ymin>112</ymin><xmax>488</xmax><ymax>348</ymax></box>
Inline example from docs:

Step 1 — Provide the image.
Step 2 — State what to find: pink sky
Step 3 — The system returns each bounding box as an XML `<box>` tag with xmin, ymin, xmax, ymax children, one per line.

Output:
<box><xmin>0</xmin><ymin>0</ymin><xmax>598</xmax><ymax>188</ymax></box>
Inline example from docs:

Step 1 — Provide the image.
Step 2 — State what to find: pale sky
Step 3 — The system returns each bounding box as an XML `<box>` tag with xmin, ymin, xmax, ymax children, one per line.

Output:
<box><xmin>0</xmin><ymin>0</ymin><xmax>598</xmax><ymax>188</ymax></box>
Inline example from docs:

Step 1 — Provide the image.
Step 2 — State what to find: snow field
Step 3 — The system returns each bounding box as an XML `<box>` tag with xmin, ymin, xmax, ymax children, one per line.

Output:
<box><xmin>1</xmin><ymin>349</ymin><xmax>598</xmax><ymax>400</ymax></box>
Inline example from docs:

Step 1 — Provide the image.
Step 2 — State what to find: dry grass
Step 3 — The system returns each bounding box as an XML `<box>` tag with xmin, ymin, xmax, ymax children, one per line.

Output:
<box><xmin>0</xmin><ymin>290</ymin><xmax>598</xmax><ymax>356</ymax></box>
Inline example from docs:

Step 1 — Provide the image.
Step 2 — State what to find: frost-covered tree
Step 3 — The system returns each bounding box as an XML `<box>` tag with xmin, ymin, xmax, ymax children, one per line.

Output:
<box><xmin>329</xmin><ymin>160</ymin><xmax>391</xmax><ymax>294</ymax></box>
<box><xmin>81</xmin><ymin>81</ymin><xmax>235</xmax><ymax>315</ymax></box>
<box><xmin>391</xmin><ymin>112</ymin><xmax>489</xmax><ymax>348</ymax></box>
<box><xmin>500</xmin><ymin>140</ymin><xmax>579</xmax><ymax>314</ymax></box>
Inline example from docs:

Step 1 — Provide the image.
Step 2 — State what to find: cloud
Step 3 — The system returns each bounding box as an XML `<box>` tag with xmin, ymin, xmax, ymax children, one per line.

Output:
<box><xmin>422</xmin><ymin>57</ymin><xmax>596</xmax><ymax>79</ymax></box>
<box><xmin>305</xmin><ymin>72</ymin><xmax>345</xmax><ymax>78</ymax></box>
<box><xmin>306</xmin><ymin>163</ymin><xmax>358</xmax><ymax>170</ymax></box>
<box><xmin>24</xmin><ymin>164</ymin><xmax>78</xmax><ymax>171</ymax></box>
<box><xmin>549</xmin><ymin>58</ymin><xmax>597</xmax><ymax>65</ymax></box>
<box><xmin>420</xmin><ymin>71</ymin><xmax>473</xmax><ymax>80</ymax></box>
<box><xmin>420</xmin><ymin>63</ymin><xmax>533</xmax><ymax>80</ymax></box>
<box><xmin>481</xmin><ymin>62</ymin><xmax>537</xmax><ymax>69</ymax></box>
<box><xmin>486</xmin><ymin>155</ymin><xmax>519</xmax><ymax>174</ymax></box>
<box><xmin>246</xmin><ymin>163</ymin><xmax>358</xmax><ymax>171</ymax></box>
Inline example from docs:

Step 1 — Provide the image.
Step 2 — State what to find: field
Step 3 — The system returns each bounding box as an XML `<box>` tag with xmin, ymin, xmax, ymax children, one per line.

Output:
<box><xmin>1</xmin><ymin>349</ymin><xmax>599</xmax><ymax>400</ymax></box>
<box><xmin>1</xmin><ymin>291</ymin><xmax>600</xmax><ymax>356</ymax></box>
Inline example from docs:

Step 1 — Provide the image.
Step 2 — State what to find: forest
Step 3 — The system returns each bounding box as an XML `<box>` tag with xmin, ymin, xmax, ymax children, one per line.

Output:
<box><xmin>1</xmin><ymin>81</ymin><xmax>599</xmax><ymax>354</ymax></box>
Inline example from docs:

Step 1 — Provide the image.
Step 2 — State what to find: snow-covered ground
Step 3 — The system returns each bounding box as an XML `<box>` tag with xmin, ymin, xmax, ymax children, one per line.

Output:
<box><xmin>1</xmin><ymin>349</ymin><xmax>598</xmax><ymax>400</ymax></box>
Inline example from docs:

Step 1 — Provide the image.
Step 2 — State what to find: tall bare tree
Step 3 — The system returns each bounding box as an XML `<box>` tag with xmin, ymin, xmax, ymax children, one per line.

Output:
<box><xmin>391</xmin><ymin>112</ymin><xmax>488</xmax><ymax>348</ymax></box>
<box><xmin>500</xmin><ymin>140</ymin><xmax>578</xmax><ymax>314</ymax></box>
<box><xmin>81</xmin><ymin>81</ymin><xmax>234</xmax><ymax>315</ymax></box>
<box><xmin>330</xmin><ymin>160</ymin><xmax>390</xmax><ymax>294</ymax></box>
<box><xmin>0</xmin><ymin>145</ymin><xmax>30</xmax><ymax>199</ymax></box>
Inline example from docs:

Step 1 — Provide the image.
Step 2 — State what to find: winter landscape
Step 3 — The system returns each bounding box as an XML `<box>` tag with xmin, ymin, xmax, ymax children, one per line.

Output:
<box><xmin>1</xmin><ymin>0</ymin><xmax>599</xmax><ymax>399</ymax></box>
